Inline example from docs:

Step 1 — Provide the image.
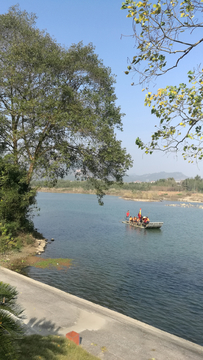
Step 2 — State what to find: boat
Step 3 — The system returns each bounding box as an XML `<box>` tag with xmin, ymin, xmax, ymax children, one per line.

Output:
<box><xmin>122</xmin><ymin>220</ymin><xmax>163</xmax><ymax>229</ymax></box>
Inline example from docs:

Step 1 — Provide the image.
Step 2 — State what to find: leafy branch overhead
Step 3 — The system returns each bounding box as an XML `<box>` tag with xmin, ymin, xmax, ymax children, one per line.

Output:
<box><xmin>121</xmin><ymin>0</ymin><xmax>203</xmax><ymax>84</ymax></box>
<box><xmin>136</xmin><ymin>70</ymin><xmax>203</xmax><ymax>161</ymax></box>
<box><xmin>121</xmin><ymin>0</ymin><xmax>203</xmax><ymax>162</ymax></box>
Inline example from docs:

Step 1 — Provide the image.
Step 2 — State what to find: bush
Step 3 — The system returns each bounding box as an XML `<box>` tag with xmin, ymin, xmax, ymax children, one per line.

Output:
<box><xmin>0</xmin><ymin>158</ymin><xmax>37</xmax><ymax>227</ymax></box>
<box><xmin>0</xmin><ymin>157</ymin><xmax>37</xmax><ymax>252</ymax></box>
<box><xmin>0</xmin><ymin>281</ymin><xmax>24</xmax><ymax>360</ymax></box>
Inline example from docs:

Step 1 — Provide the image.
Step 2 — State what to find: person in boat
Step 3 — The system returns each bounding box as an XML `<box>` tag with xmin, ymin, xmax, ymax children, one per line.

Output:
<box><xmin>126</xmin><ymin>210</ymin><xmax>130</xmax><ymax>220</ymax></box>
<box><xmin>133</xmin><ymin>216</ymin><xmax>137</xmax><ymax>223</ymax></box>
<box><xmin>143</xmin><ymin>216</ymin><xmax>150</xmax><ymax>226</ymax></box>
<box><xmin>138</xmin><ymin>208</ymin><xmax>142</xmax><ymax>221</ymax></box>
<box><xmin>129</xmin><ymin>216</ymin><xmax>133</xmax><ymax>223</ymax></box>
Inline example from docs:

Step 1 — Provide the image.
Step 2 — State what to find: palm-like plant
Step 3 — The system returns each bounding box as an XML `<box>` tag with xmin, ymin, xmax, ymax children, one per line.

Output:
<box><xmin>0</xmin><ymin>281</ymin><xmax>24</xmax><ymax>360</ymax></box>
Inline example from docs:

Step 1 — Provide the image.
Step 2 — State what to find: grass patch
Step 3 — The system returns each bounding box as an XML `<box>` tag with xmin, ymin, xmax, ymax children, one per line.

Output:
<box><xmin>14</xmin><ymin>233</ymin><xmax>36</xmax><ymax>248</ymax></box>
<box><xmin>27</xmin><ymin>257</ymin><xmax>72</xmax><ymax>270</ymax></box>
<box><xmin>7</xmin><ymin>257</ymin><xmax>72</xmax><ymax>273</ymax></box>
<box><xmin>17</xmin><ymin>334</ymin><xmax>100</xmax><ymax>360</ymax></box>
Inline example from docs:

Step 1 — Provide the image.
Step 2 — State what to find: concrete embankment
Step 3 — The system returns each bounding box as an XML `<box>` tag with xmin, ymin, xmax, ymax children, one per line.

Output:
<box><xmin>0</xmin><ymin>266</ymin><xmax>202</xmax><ymax>360</ymax></box>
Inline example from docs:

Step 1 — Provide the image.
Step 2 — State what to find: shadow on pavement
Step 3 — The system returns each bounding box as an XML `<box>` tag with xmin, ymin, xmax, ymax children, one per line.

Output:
<box><xmin>24</xmin><ymin>316</ymin><xmax>61</xmax><ymax>336</ymax></box>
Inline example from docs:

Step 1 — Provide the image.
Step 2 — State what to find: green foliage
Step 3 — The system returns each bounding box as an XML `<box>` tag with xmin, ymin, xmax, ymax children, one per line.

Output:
<box><xmin>182</xmin><ymin>175</ymin><xmax>203</xmax><ymax>192</ymax></box>
<box><xmin>122</xmin><ymin>1</ymin><xmax>203</xmax><ymax>161</ymax></box>
<box><xmin>0</xmin><ymin>157</ymin><xmax>37</xmax><ymax>252</ymax></box>
<box><xmin>140</xmin><ymin>72</ymin><xmax>203</xmax><ymax>161</ymax></box>
<box><xmin>121</xmin><ymin>0</ymin><xmax>203</xmax><ymax>83</ymax></box>
<box><xmin>0</xmin><ymin>223</ymin><xmax>14</xmax><ymax>254</ymax></box>
<box><xmin>34</xmin><ymin>175</ymin><xmax>203</xmax><ymax>193</ymax></box>
<box><xmin>120</xmin><ymin>181</ymin><xmax>151</xmax><ymax>191</ymax></box>
<box><xmin>0</xmin><ymin>5</ymin><xmax>132</xmax><ymax>206</ymax></box>
<box><xmin>0</xmin><ymin>158</ymin><xmax>36</xmax><ymax>227</ymax></box>
<box><xmin>18</xmin><ymin>334</ymin><xmax>100</xmax><ymax>360</ymax></box>
<box><xmin>0</xmin><ymin>282</ymin><xmax>24</xmax><ymax>360</ymax></box>
<box><xmin>33</xmin><ymin>177</ymin><xmax>182</xmax><ymax>191</ymax></box>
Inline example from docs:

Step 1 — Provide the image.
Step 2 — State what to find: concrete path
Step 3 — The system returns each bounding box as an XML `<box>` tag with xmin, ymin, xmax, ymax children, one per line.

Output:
<box><xmin>1</xmin><ymin>266</ymin><xmax>203</xmax><ymax>360</ymax></box>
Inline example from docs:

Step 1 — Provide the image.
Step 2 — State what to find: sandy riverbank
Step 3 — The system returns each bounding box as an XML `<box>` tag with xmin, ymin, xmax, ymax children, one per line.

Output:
<box><xmin>38</xmin><ymin>187</ymin><xmax>203</xmax><ymax>203</ymax></box>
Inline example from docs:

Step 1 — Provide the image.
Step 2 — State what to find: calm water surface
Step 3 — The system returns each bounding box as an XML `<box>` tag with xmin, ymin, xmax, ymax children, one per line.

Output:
<box><xmin>29</xmin><ymin>193</ymin><xmax>203</xmax><ymax>345</ymax></box>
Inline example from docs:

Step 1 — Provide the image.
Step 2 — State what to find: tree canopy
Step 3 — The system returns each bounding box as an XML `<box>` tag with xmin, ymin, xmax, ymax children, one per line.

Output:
<box><xmin>121</xmin><ymin>0</ymin><xmax>203</xmax><ymax>162</ymax></box>
<box><xmin>121</xmin><ymin>0</ymin><xmax>203</xmax><ymax>84</ymax></box>
<box><xmin>0</xmin><ymin>6</ymin><xmax>132</xmax><ymax>203</ymax></box>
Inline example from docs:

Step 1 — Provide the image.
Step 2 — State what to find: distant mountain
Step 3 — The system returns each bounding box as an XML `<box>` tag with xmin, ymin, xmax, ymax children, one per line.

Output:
<box><xmin>63</xmin><ymin>171</ymin><xmax>188</xmax><ymax>183</ymax></box>
<box><xmin>123</xmin><ymin>171</ymin><xmax>188</xmax><ymax>183</ymax></box>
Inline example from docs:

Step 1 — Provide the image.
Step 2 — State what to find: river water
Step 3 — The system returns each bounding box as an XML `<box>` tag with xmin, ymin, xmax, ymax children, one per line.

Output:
<box><xmin>28</xmin><ymin>192</ymin><xmax>203</xmax><ymax>346</ymax></box>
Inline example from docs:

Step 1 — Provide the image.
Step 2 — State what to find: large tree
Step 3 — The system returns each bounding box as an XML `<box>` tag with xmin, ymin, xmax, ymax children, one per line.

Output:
<box><xmin>0</xmin><ymin>6</ymin><xmax>132</xmax><ymax>204</ymax></box>
<box><xmin>121</xmin><ymin>0</ymin><xmax>203</xmax><ymax>162</ymax></box>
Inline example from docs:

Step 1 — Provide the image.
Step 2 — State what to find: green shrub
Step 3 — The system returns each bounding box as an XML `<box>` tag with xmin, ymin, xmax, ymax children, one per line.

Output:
<box><xmin>0</xmin><ymin>158</ymin><xmax>37</xmax><ymax>252</ymax></box>
<box><xmin>0</xmin><ymin>282</ymin><xmax>24</xmax><ymax>360</ymax></box>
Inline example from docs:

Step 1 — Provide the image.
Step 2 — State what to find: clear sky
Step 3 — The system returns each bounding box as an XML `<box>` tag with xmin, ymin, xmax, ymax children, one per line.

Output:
<box><xmin>1</xmin><ymin>0</ymin><xmax>203</xmax><ymax>178</ymax></box>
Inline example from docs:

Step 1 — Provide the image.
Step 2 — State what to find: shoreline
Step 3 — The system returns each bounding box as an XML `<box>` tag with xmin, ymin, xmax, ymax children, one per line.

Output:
<box><xmin>1</xmin><ymin>266</ymin><xmax>203</xmax><ymax>359</ymax></box>
<box><xmin>2</xmin><ymin>188</ymin><xmax>203</xmax><ymax>270</ymax></box>
<box><xmin>0</xmin><ymin>235</ymin><xmax>48</xmax><ymax>272</ymax></box>
<box><xmin>38</xmin><ymin>187</ymin><xmax>203</xmax><ymax>203</ymax></box>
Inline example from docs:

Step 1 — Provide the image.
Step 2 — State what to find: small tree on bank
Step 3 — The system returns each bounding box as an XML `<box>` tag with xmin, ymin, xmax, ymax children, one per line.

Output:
<box><xmin>0</xmin><ymin>6</ymin><xmax>132</xmax><ymax>206</ymax></box>
<box><xmin>0</xmin><ymin>157</ymin><xmax>37</xmax><ymax>251</ymax></box>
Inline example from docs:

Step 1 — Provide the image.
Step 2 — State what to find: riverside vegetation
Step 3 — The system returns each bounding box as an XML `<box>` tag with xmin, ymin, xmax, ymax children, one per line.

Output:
<box><xmin>34</xmin><ymin>175</ymin><xmax>203</xmax><ymax>203</ymax></box>
<box><xmin>0</xmin><ymin>3</ymin><xmax>133</xmax><ymax>272</ymax></box>
<box><xmin>1</xmin><ymin>175</ymin><xmax>202</xmax><ymax>266</ymax></box>
<box><xmin>1</xmin><ymin>5</ymin><xmax>203</xmax><ymax>357</ymax></box>
<box><xmin>0</xmin><ymin>4</ymin><xmax>132</xmax><ymax>258</ymax></box>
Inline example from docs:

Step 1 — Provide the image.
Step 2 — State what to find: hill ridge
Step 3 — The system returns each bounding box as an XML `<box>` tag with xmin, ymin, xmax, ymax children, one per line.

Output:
<box><xmin>123</xmin><ymin>171</ymin><xmax>188</xmax><ymax>182</ymax></box>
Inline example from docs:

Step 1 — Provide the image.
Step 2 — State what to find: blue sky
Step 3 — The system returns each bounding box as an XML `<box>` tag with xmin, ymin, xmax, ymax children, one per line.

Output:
<box><xmin>1</xmin><ymin>0</ymin><xmax>203</xmax><ymax>178</ymax></box>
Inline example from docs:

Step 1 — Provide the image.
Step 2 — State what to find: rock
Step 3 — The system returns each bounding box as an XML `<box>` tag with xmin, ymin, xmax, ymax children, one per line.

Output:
<box><xmin>35</xmin><ymin>239</ymin><xmax>47</xmax><ymax>253</ymax></box>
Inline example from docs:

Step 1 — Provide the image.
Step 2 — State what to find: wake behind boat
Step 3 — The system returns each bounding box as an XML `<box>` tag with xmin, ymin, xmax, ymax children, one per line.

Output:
<box><xmin>122</xmin><ymin>220</ymin><xmax>163</xmax><ymax>229</ymax></box>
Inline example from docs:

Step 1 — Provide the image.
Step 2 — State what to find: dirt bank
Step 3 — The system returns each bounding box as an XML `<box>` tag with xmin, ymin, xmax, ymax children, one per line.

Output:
<box><xmin>0</xmin><ymin>234</ymin><xmax>47</xmax><ymax>272</ymax></box>
<box><xmin>38</xmin><ymin>188</ymin><xmax>203</xmax><ymax>203</ymax></box>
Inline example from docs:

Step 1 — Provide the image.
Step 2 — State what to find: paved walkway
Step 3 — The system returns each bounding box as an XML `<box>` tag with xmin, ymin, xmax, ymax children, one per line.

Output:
<box><xmin>1</xmin><ymin>266</ymin><xmax>203</xmax><ymax>360</ymax></box>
